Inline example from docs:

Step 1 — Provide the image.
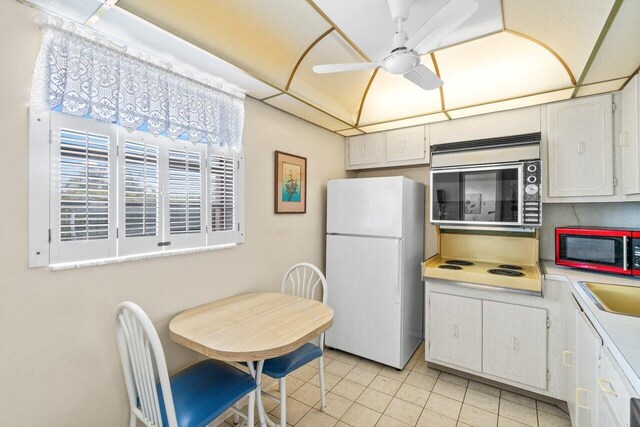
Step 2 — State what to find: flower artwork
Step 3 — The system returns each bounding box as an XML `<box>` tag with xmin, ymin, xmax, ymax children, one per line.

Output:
<box><xmin>275</xmin><ymin>151</ymin><xmax>306</xmax><ymax>214</ymax></box>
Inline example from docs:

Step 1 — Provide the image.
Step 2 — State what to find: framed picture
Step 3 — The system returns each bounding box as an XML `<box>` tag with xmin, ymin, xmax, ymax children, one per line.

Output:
<box><xmin>275</xmin><ymin>151</ymin><xmax>307</xmax><ymax>214</ymax></box>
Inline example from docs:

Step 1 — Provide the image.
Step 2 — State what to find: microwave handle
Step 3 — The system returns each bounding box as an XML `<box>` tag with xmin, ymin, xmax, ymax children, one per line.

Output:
<box><xmin>623</xmin><ymin>236</ymin><xmax>628</xmax><ymax>271</ymax></box>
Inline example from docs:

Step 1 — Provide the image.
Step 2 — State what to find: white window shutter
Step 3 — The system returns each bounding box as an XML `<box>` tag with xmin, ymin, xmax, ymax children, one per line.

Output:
<box><xmin>117</xmin><ymin>128</ymin><xmax>161</xmax><ymax>256</ymax></box>
<box><xmin>49</xmin><ymin>112</ymin><xmax>117</xmax><ymax>263</ymax></box>
<box><xmin>208</xmin><ymin>149</ymin><xmax>243</xmax><ymax>245</ymax></box>
<box><xmin>163</xmin><ymin>143</ymin><xmax>207</xmax><ymax>250</ymax></box>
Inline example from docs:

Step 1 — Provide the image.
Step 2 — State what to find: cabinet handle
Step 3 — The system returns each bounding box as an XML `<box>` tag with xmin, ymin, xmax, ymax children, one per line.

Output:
<box><xmin>578</xmin><ymin>140</ymin><xmax>585</xmax><ymax>154</ymax></box>
<box><xmin>361</xmin><ymin>145</ymin><xmax>365</xmax><ymax>154</ymax></box>
<box><xmin>597</xmin><ymin>379</ymin><xmax>617</xmax><ymax>396</ymax></box>
<box><xmin>453</xmin><ymin>324</ymin><xmax>459</xmax><ymax>338</ymax></box>
<box><xmin>620</xmin><ymin>132</ymin><xmax>629</xmax><ymax>147</ymax></box>
<box><xmin>576</xmin><ymin>388</ymin><xmax>589</xmax><ymax>410</ymax></box>
<box><xmin>513</xmin><ymin>337</ymin><xmax>519</xmax><ymax>352</ymax></box>
<box><xmin>562</xmin><ymin>351</ymin><xmax>574</xmax><ymax>368</ymax></box>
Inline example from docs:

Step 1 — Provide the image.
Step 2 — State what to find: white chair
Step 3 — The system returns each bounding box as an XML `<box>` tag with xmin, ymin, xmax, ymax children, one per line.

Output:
<box><xmin>260</xmin><ymin>263</ymin><xmax>328</xmax><ymax>426</ymax></box>
<box><xmin>115</xmin><ymin>301</ymin><xmax>256</xmax><ymax>427</ymax></box>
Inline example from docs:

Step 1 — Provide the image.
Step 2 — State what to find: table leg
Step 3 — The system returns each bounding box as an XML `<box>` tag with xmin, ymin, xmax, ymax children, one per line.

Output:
<box><xmin>247</xmin><ymin>360</ymin><xmax>278</xmax><ymax>427</ymax></box>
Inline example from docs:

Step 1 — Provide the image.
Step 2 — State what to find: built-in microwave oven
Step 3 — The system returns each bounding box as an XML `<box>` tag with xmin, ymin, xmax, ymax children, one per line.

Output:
<box><xmin>430</xmin><ymin>160</ymin><xmax>542</xmax><ymax>228</ymax></box>
<box><xmin>556</xmin><ymin>227</ymin><xmax>640</xmax><ymax>276</ymax></box>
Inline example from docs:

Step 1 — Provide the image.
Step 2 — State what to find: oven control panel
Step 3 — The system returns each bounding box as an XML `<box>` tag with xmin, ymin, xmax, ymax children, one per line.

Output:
<box><xmin>522</xmin><ymin>160</ymin><xmax>541</xmax><ymax>227</ymax></box>
<box><xmin>633</xmin><ymin>234</ymin><xmax>640</xmax><ymax>275</ymax></box>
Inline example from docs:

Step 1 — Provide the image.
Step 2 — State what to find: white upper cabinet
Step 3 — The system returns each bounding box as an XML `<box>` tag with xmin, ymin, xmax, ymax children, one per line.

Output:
<box><xmin>385</xmin><ymin>126</ymin><xmax>428</xmax><ymax>164</ymax></box>
<box><xmin>621</xmin><ymin>75</ymin><xmax>640</xmax><ymax>195</ymax></box>
<box><xmin>547</xmin><ymin>95</ymin><xmax>614</xmax><ymax>198</ymax></box>
<box><xmin>347</xmin><ymin>133</ymin><xmax>384</xmax><ymax>167</ymax></box>
<box><xmin>346</xmin><ymin>126</ymin><xmax>428</xmax><ymax>170</ymax></box>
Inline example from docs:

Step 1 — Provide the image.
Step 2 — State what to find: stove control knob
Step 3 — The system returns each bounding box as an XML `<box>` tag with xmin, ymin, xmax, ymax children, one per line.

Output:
<box><xmin>525</xmin><ymin>184</ymin><xmax>539</xmax><ymax>195</ymax></box>
<box><xmin>527</xmin><ymin>164</ymin><xmax>538</xmax><ymax>173</ymax></box>
<box><xmin>527</xmin><ymin>175</ymin><xmax>537</xmax><ymax>183</ymax></box>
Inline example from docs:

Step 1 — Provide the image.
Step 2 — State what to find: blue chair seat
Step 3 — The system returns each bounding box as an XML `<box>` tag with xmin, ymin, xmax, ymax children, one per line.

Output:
<box><xmin>262</xmin><ymin>343</ymin><xmax>323</xmax><ymax>379</ymax></box>
<box><xmin>155</xmin><ymin>359</ymin><xmax>256</xmax><ymax>427</ymax></box>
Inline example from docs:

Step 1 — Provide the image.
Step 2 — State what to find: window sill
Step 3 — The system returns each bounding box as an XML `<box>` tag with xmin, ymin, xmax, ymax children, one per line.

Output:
<box><xmin>49</xmin><ymin>244</ymin><xmax>237</xmax><ymax>271</ymax></box>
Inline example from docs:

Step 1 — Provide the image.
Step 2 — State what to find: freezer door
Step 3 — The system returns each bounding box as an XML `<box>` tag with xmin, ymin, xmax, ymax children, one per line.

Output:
<box><xmin>325</xmin><ymin>234</ymin><xmax>403</xmax><ymax>367</ymax></box>
<box><xmin>327</xmin><ymin>177</ymin><xmax>404</xmax><ymax>238</ymax></box>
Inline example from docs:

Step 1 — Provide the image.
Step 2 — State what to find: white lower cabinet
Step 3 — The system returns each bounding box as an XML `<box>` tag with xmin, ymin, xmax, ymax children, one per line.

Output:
<box><xmin>482</xmin><ymin>301</ymin><xmax>548</xmax><ymax>389</ymax></box>
<box><xmin>598</xmin><ymin>347</ymin><xmax>637</xmax><ymax>427</ymax></box>
<box><xmin>575</xmin><ymin>310</ymin><xmax>602</xmax><ymax>427</ymax></box>
<box><xmin>598</xmin><ymin>389</ymin><xmax>623</xmax><ymax>427</ymax></box>
<box><xmin>428</xmin><ymin>293</ymin><xmax>482</xmax><ymax>371</ymax></box>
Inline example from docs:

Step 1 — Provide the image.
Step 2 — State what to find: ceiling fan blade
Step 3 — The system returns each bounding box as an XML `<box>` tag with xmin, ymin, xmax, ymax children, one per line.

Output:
<box><xmin>405</xmin><ymin>0</ymin><xmax>479</xmax><ymax>54</ymax></box>
<box><xmin>404</xmin><ymin>64</ymin><xmax>443</xmax><ymax>90</ymax></box>
<box><xmin>313</xmin><ymin>62</ymin><xmax>380</xmax><ymax>74</ymax></box>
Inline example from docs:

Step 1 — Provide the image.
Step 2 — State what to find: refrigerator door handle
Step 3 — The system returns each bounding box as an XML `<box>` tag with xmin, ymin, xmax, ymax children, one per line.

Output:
<box><xmin>395</xmin><ymin>243</ymin><xmax>402</xmax><ymax>304</ymax></box>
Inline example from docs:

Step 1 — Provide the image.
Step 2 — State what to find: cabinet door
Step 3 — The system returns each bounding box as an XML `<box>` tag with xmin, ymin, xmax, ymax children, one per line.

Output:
<box><xmin>563</xmin><ymin>292</ymin><xmax>580</xmax><ymax>423</ymax></box>
<box><xmin>385</xmin><ymin>126</ymin><xmax>427</xmax><ymax>164</ymax></box>
<box><xmin>598</xmin><ymin>390</ymin><xmax>623</xmax><ymax>427</ymax></box>
<box><xmin>428</xmin><ymin>293</ymin><xmax>482</xmax><ymax>372</ymax></box>
<box><xmin>347</xmin><ymin>133</ymin><xmax>384</xmax><ymax>168</ymax></box>
<box><xmin>621</xmin><ymin>75</ymin><xmax>640</xmax><ymax>195</ymax></box>
<box><xmin>482</xmin><ymin>301</ymin><xmax>548</xmax><ymax>389</ymax></box>
<box><xmin>575</xmin><ymin>311</ymin><xmax>601</xmax><ymax>427</ymax></box>
<box><xmin>598</xmin><ymin>347</ymin><xmax>637</xmax><ymax>427</ymax></box>
<box><xmin>547</xmin><ymin>95</ymin><xmax>614</xmax><ymax>197</ymax></box>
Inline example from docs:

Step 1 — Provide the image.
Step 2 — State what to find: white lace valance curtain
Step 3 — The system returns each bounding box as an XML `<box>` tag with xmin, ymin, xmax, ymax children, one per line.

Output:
<box><xmin>31</xmin><ymin>15</ymin><xmax>245</xmax><ymax>150</ymax></box>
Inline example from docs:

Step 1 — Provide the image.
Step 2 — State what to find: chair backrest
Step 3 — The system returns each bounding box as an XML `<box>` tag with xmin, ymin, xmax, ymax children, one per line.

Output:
<box><xmin>115</xmin><ymin>301</ymin><xmax>177</xmax><ymax>427</ymax></box>
<box><xmin>281</xmin><ymin>263</ymin><xmax>328</xmax><ymax>304</ymax></box>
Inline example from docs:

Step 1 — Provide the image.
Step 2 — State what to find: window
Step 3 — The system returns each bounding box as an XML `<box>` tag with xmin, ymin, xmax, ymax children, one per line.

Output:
<box><xmin>41</xmin><ymin>112</ymin><xmax>243</xmax><ymax>266</ymax></box>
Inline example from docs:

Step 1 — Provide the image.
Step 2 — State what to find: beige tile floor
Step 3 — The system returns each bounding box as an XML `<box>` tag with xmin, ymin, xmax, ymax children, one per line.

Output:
<box><xmin>219</xmin><ymin>343</ymin><xmax>571</xmax><ymax>427</ymax></box>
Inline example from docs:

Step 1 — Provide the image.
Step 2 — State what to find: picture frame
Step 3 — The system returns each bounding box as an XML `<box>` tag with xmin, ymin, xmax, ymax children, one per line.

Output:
<box><xmin>274</xmin><ymin>151</ymin><xmax>307</xmax><ymax>214</ymax></box>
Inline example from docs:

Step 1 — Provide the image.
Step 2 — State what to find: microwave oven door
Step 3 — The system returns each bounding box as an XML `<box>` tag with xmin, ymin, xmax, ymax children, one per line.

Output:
<box><xmin>430</xmin><ymin>164</ymin><xmax>523</xmax><ymax>226</ymax></box>
<box><xmin>556</xmin><ymin>228</ymin><xmax>632</xmax><ymax>275</ymax></box>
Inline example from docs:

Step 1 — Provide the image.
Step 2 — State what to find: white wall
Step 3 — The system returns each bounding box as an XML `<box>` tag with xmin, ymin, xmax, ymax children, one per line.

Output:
<box><xmin>0</xmin><ymin>1</ymin><xmax>347</xmax><ymax>424</ymax></box>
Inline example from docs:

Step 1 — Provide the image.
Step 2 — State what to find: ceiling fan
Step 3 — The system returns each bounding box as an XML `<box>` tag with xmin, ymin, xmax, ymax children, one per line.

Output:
<box><xmin>312</xmin><ymin>0</ymin><xmax>479</xmax><ymax>90</ymax></box>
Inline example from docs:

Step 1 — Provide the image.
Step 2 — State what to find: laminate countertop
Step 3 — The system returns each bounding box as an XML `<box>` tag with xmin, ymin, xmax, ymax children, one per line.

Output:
<box><xmin>542</xmin><ymin>260</ymin><xmax>640</xmax><ymax>395</ymax></box>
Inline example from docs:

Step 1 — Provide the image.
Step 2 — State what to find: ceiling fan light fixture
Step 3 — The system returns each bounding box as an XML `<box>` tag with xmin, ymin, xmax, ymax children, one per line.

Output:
<box><xmin>383</xmin><ymin>51</ymin><xmax>420</xmax><ymax>75</ymax></box>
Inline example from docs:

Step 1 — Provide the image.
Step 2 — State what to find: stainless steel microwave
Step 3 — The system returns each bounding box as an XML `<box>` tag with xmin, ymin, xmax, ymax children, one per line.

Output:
<box><xmin>430</xmin><ymin>160</ymin><xmax>542</xmax><ymax>228</ymax></box>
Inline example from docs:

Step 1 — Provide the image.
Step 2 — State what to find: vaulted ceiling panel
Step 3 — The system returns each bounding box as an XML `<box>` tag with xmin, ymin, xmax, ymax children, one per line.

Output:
<box><xmin>577</xmin><ymin>78</ymin><xmax>628</xmax><ymax>98</ymax></box>
<box><xmin>583</xmin><ymin>0</ymin><xmax>640</xmax><ymax>85</ymax></box>
<box><xmin>117</xmin><ymin>0</ymin><xmax>331</xmax><ymax>88</ymax></box>
<box><xmin>358</xmin><ymin>55</ymin><xmax>442</xmax><ymax>127</ymax></box>
<box><xmin>93</xmin><ymin>7</ymin><xmax>280</xmax><ymax>100</ymax></box>
<box><xmin>360</xmin><ymin>112</ymin><xmax>448</xmax><ymax>134</ymax></box>
<box><xmin>265</xmin><ymin>94</ymin><xmax>350</xmax><ymax>131</ymax></box>
<box><xmin>337</xmin><ymin>129</ymin><xmax>364</xmax><ymax>137</ymax></box>
<box><xmin>503</xmin><ymin>0</ymin><xmax>615</xmax><ymax>80</ymax></box>
<box><xmin>448</xmin><ymin>88</ymin><xmax>573</xmax><ymax>119</ymax></box>
<box><xmin>288</xmin><ymin>31</ymin><xmax>372</xmax><ymax>124</ymax></box>
<box><xmin>437</xmin><ymin>32</ymin><xmax>571</xmax><ymax>110</ymax></box>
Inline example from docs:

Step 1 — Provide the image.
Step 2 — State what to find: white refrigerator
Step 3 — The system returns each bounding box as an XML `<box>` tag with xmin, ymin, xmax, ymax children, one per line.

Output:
<box><xmin>325</xmin><ymin>177</ymin><xmax>425</xmax><ymax>369</ymax></box>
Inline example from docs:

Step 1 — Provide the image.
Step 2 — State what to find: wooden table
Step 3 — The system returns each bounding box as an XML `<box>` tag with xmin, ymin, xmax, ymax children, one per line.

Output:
<box><xmin>170</xmin><ymin>292</ymin><xmax>334</xmax><ymax>427</ymax></box>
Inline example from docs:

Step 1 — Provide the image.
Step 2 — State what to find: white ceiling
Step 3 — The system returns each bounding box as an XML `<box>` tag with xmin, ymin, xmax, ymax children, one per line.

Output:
<box><xmin>19</xmin><ymin>0</ymin><xmax>640</xmax><ymax>135</ymax></box>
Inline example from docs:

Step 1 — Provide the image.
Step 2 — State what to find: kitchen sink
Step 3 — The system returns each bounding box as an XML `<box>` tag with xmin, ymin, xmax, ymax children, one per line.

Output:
<box><xmin>579</xmin><ymin>281</ymin><xmax>640</xmax><ymax>317</ymax></box>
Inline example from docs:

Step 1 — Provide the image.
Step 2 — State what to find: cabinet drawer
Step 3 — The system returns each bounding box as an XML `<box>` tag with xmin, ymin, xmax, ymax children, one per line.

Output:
<box><xmin>482</xmin><ymin>301</ymin><xmax>548</xmax><ymax>389</ymax></box>
<box><xmin>599</xmin><ymin>347</ymin><xmax>637</xmax><ymax>427</ymax></box>
<box><xmin>428</xmin><ymin>292</ymin><xmax>482</xmax><ymax>372</ymax></box>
